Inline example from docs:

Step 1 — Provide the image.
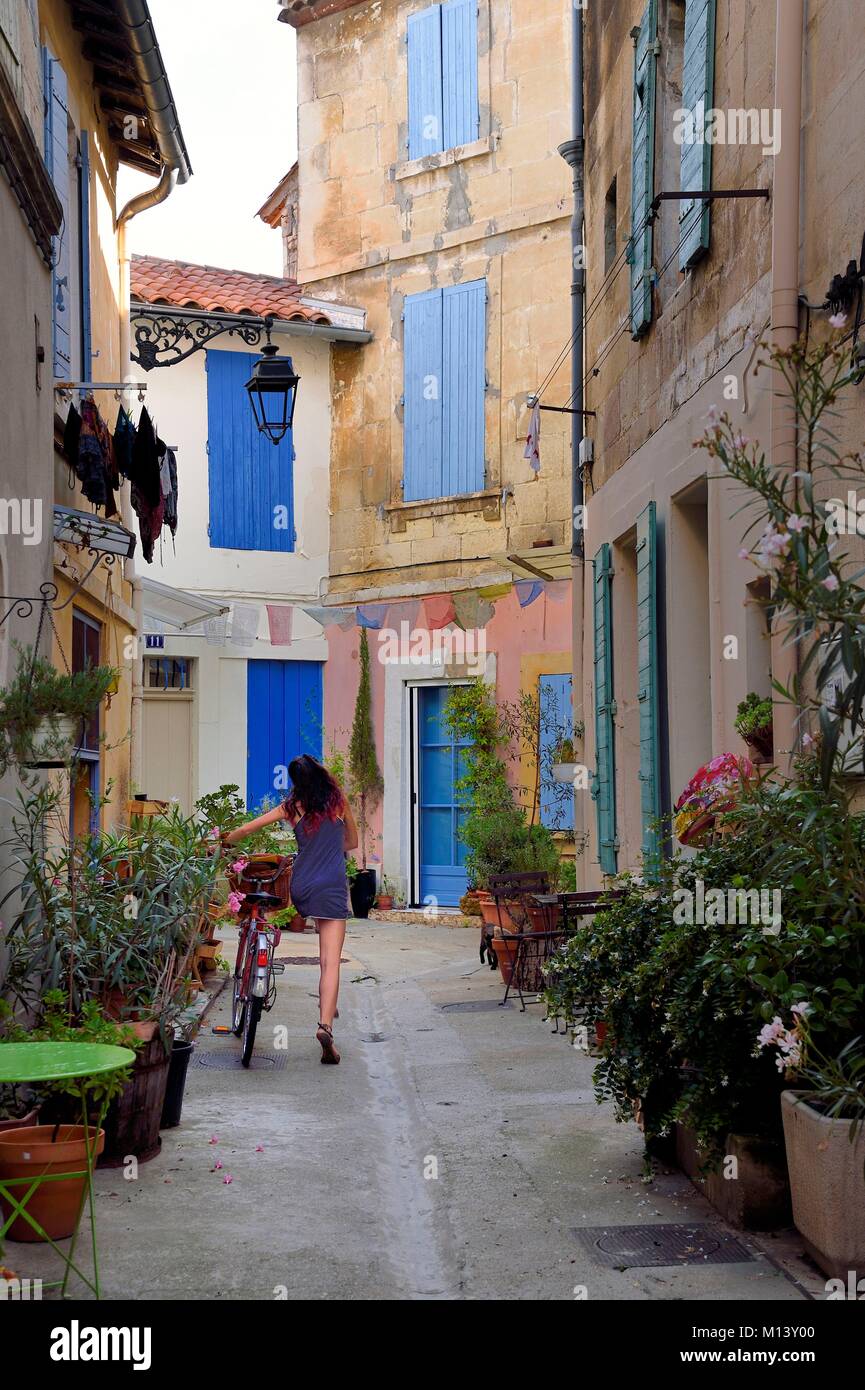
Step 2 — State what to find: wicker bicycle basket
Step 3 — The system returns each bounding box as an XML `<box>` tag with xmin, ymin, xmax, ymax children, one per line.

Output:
<box><xmin>229</xmin><ymin>853</ymin><xmax>294</xmax><ymax>908</ymax></box>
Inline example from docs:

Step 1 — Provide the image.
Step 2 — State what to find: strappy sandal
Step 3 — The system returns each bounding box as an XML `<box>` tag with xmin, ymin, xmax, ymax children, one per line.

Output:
<box><xmin>316</xmin><ymin>1021</ymin><xmax>340</xmax><ymax>1065</ymax></box>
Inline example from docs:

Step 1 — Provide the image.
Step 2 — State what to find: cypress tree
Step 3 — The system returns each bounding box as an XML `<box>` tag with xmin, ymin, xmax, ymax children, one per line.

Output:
<box><xmin>348</xmin><ymin>627</ymin><xmax>384</xmax><ymax>868</ymax></box>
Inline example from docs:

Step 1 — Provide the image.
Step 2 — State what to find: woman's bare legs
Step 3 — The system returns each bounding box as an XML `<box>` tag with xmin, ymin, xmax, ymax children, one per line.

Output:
<box><xmin>316</xmin><ymin>918</ymin><xmax>346</xmax><ymax>1062</ymax></box>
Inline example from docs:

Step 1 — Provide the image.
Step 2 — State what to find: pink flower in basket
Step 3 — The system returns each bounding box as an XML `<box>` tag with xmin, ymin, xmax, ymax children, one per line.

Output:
<box><xmin>230</xmin><ymin>858</ymin><xmax>248</xmax><ymax>876</ymax></box>
<box><xmin>228</xmin><ymin>890</ymin><xmax>246</xmax><ymax>914</ymax></box>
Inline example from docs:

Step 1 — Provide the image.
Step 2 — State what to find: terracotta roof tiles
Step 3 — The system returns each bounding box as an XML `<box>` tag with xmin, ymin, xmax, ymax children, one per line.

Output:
<box><xmin>130</xmin><ymin>254</ymin><xmax>330</xmax><ymax>323</ymax></box>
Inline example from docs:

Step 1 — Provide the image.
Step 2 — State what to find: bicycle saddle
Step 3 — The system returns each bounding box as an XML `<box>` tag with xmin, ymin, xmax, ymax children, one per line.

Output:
<box><xmin>242</xmin><ymin>891</ymin><xmax>283</xmax><ymax>909</ymax></box>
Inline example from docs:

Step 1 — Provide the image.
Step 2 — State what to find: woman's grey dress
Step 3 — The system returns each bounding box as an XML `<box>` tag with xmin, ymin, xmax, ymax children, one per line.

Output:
<box><xmin>290</xmin><ymin>814</ymin><xmax>351</xmax><ymax>920</ymax></box>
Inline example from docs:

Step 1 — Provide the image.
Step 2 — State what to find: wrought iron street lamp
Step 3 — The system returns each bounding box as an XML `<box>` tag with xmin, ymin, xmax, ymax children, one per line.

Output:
<box><xmin>244</xmin><ymin>317</ymin><xmax>300</xmax><ymax>446</ymax></box>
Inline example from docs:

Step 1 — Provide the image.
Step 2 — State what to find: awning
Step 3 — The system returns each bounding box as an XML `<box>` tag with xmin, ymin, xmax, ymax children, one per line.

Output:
<box><xmin>492</xmin><ymin>544</ymin><xmax>574</xmax><ymax>582</ymax></box>
<box><xmin>140</xmin><ymin>576</ymin><xmax>230</xmax><ymax>632</ymax></box>
<box><xmin>53</xmin><ymin>505</ymin><xmax>136</xmax><ymax>558</ymax></box>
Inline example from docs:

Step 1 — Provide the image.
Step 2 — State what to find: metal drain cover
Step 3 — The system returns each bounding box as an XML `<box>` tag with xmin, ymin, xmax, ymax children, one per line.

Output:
<box><xmin>440</xmin><ymin>999</ymin><xmax>512</xmax><ymax>1012</ymax></box>
<box><xmin>195</xmin><ymin>1051</ymin><xmax>287</xmax><ymax>1071</ymax></box>
<box><xmin>572</xmin><ymin>1223</ymin><xmax>755</xmax><ymax>1268</ymax></box>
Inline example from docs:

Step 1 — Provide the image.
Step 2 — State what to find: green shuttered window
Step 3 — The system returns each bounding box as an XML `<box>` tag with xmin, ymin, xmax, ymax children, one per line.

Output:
<box><xmin>636</xmin><ymin>502</ymin><xmax>662</xmax><ymax>870</ymax></box>
<box><xmin>403</xmin><ymin>279</ymin><xmax>486</xmax><ymax>501</ymax></box>
<box><xmin>407</xmin><ymin>0</ymin><xmax>479</xmax><ymax>159</ymax></box>
<box><xmin>592</xmin><ymin>544</ymin><xmax>618</xmax><ymax>875</ymax></box>
<box><xmin>679</xmin><ymin>0</ymin><xmax>717</xmax><ymax>269</ymax></box>
<box><xmin>43</xmin><ymin>48</ymin><xmax>72</xmax><ymax>378</ymax></box>
<box><xmin>628</xmin><ymin>0</ymin><xmax>658</xmax><ymax>338</ymax></box>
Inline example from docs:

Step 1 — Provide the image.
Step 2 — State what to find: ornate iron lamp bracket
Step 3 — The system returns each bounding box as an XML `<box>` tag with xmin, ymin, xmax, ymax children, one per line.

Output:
<box><xmin>131</xmin><ymin>308</ymin><xmax>275</xmax><ymax>371</ymax></box>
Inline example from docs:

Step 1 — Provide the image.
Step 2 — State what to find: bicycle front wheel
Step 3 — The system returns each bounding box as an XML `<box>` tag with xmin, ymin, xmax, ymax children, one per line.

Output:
<box><xmin>241</xmin><ymin>996</ymin><xmax>262</xmax><ymax>1067</ymax></box>
<box><xmin>232</xmin><ymin>930</ymin><xmax>250</xmax><ymax>1036</ymax></box>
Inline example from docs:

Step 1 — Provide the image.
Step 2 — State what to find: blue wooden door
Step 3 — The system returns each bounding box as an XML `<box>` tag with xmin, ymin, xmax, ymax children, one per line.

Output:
<box><xmin>416</xmin><ymin>685</ymin><xmax>471</xmax><ymax>906</ymax></box>
<box><xmin>246</xmin><ymin>661</ymin><xmax>323</xmax><ymax>812</ymax></box>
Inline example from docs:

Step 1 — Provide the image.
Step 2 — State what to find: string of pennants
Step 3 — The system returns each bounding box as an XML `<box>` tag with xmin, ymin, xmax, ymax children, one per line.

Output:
<box><xmin>200</xmin><ymin>579</ymin><xmax>568</xmax><ymax>647</ymax></box>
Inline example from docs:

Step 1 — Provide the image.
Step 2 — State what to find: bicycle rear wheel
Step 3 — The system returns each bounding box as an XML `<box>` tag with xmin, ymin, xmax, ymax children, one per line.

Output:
<box><xmin>241</xmin><ymin>996</ymin><xmax>262</xmax><ymax>1067</ymax></box>
<box><xmin>232</xmin><ymin>928</ymin><xmax>250</xmax><ymax>1036</ymax></box>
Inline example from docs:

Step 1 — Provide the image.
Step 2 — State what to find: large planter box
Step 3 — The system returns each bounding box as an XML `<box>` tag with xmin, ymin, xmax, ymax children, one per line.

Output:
<box><xmin>675</xmin><ymin>1123</ymin><xmax>791</xmax><ymax>1231</ymax></box>
<box><xmin>781</xmin><ymin>1090</ymin><xmax>865</xmax><ymax>1280</ymax></box>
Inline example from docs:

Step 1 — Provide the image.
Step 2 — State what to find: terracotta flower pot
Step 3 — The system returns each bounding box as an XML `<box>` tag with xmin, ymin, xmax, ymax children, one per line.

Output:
<box><xmin>0</xmin><ymin>1124</ymin><xmax>105</xmax><ymax>1241</ymax></box>
<box><xmin>0</xmin><ymin>1106</ymin><xmax>39</xmax><ymax>1135</ymax></box>
<box><xmin>377</xmin><ymin>894</ymin><xmax>394</xmax><ymax>911</ymax></box>
<box><xmin>493</xmin><ymin>931</ymin><xmax>520</xmax><ymax>986</ymax></box>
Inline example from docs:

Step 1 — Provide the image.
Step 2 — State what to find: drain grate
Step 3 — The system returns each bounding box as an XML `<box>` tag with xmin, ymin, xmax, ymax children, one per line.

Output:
<box><xmin>195</xmin><ymin>1051</ymin><xmax>287</xmax><ymax>1071</ymax></box>
<box><xmin>572</xmin><ymin>1223</ymin><xmax>755</xmax><ymax>1269</ymax></box>
<box><xmin>440</xmin><ymin>999</ymin><xmax>512</xmax><ymax>1012</ymax></box>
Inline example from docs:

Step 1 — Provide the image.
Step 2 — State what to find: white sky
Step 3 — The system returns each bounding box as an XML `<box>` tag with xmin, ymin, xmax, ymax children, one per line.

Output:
<box><xmin>118</xmin><ymin>0</ymin><xmax>296</xmax><ymax>277</ymax></box>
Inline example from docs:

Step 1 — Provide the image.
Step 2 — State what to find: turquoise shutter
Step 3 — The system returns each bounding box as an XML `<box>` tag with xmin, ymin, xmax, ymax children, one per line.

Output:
<box><xmin>679</xmin><ymin>0</ymin><xmax>717</xmax><ymax>268</ymax></box>
<box><xmin>539</xmin><ymin>673</ymin><xmax>575</xmax><ymax>831</ymax></box>
<box><xmin>628</xmin><ymin>0</ymin><xmax>658</xmax><ymax>339</ymax></box>
<box><xmin>441</xmin><ymin>0</ymin><xmax>479</xmax><ymax>149</ymax></box>
<box><xmin>407</xmin><ymin>5</ymin><xmax>444</xmax><ymax>159</ymax></box>
<box><xmin>441</xmin><ymin>278</ymin><xmax>485</xmax><ymax>495</ymax></box>
<box><xmin>78</xmin><ymin>131</ymin><xmax>92</xmax><ymax>376</ymax></box>
<box><xmin>592</xmin><ymin>544</ymin><xmax>618</xmax><ymax>874</ymax></box>
<box><xmin>403</xmin><ymin>287</ymin><xmax>444</xmax><ymax>501</ymax></box>
<box><xmin>206</xmin><ymin>349</ymin><xmax>295</xmax><ymax>552</ymax></box>
<box><xmin>636</xmin><ymin>502</ymin><xmax>662</xmax><ymax>871</ymax></box>
<box><xmin>43</xmin><ymin>49</ymin><xmax>72</xmax><ymax>377</ymax></box>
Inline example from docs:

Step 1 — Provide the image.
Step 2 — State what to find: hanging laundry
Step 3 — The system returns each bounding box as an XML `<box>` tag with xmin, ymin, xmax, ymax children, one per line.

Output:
<box><xmin>113</xmin><ymin>405</ymin><xmax>136</xmax><ymax>480</ymax></box>
<box><xmin>266</xmin><ymin>604</ymin><xmax>294</xmax><ymax>646</ymax></box>
<box><xmin>524</xmin><ymin>400</ymin><xmax>541</xmax><ymax>474</ymax></box>
<box><xmin>76</xmin><ymin>398</ymin><xmax>118</xmax><ymax>515</ymax></box>
<box><xmin>62</xmin><ymin>402</ymin><xmax>82</xmax><ymax>477</ymax></box>
<box><xmin>515</xmin><ymin>579</ymin><xmax>544</xmax><ymax>607</ymax></box>
<box><xmin>129</xmin><ymin>408</ymin><xmax>165</xmax><ymax>562</ymax></box>
<box><xmin>423</xmin><ymin>594</ymin><xmax>456</xmax><ymax>630</ymax></box>
<box><xmin>453</xmin><ymin>591</ymin><xmax>495</xmax><ymax>631</ymax></box>
<box><xmin>161</xmin><ymin>446</ymin><xmax>179</xmax><ymax>537</ymax></box>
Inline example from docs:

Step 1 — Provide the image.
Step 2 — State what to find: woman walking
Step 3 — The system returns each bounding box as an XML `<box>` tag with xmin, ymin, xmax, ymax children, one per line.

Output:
<box><xmin>223</xmin><ymin>755</ymin><xmax>358</xmax><ymax>1065</ymax></box>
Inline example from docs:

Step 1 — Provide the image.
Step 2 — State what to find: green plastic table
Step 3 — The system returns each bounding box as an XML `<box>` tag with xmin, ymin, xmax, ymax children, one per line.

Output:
<box><xmin>0</xmin><ymin>1042</ymin><xmax>135</xmax><ymax>1299</ymax></box>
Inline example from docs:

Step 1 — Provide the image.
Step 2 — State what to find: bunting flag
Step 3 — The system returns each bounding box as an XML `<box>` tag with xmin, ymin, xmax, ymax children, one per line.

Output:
<box><xmin>453</xmin><ymin>590</ymin><xmax>495</xmax><ymax>631</ymax></box>
<box><xmin>357</xmin><ymin>603</ymin><xmax>388</xmax><ymax>629</ymax></box>
<box><xmin>230</xmin><ymin>603</ymin><xmax>259</xmax><ymax>647</ymax></box>
<box><xmin>266</xmin><ymin>604</ymin><xmax>294</xmax><ymax>646</ymax></box>
<box><xmin>389</xmin><ymin>598</ymin><xmax>421</xmax><ymax>630</ymax></box>
<box><xmin>423</xmin><ymin>594</ymin><xmax>456</xmax><ymax>630</ymax></box>
<box><xmin>302</xmin><ymin>605</ymin><xmax>356</xmax><ymax>629</ymax></box>
<box><xmin>524</xmin><ymin>400</ymin><xmax>541</xmax><ymax>474</ymax></box>
<box><xmin>515</xmin><ymin>579</ymin><xmax>544</xmax><ymax>608</ymax></box>
<box><xmin>479</xmin><ymin>582</ymin><xmax>512</xmax><ymax>600</ymax></box>
<box><xmin>204</xmin><ymin>614</ymin><xmax>228</xmax><ymax>646</ymax></box>
<box><xmin>545</xmin><ymin>580</ymin><xmax>569</xmax><ymax>603</ymax></box>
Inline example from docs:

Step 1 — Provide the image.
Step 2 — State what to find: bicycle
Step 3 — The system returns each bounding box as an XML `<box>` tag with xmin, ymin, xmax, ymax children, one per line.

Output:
<box><xmin>231</xmin><ymin>890</ymin><xmax>284</xmax><ymax>1067</ymax></box>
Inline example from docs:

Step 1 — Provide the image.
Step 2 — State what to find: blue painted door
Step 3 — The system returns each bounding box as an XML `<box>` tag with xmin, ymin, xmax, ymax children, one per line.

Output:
<box><xmin>416</xmin><ymin>685</ymin><xmax>471</xmax><ymax>907</ymax></box>
<box><xmin>246</xmin><ymin>660</ymin><xmax>323</xmax><ymax>812</ymax></box>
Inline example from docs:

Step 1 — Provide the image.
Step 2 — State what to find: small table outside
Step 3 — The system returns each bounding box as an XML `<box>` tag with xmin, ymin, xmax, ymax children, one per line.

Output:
<box><xmin>0</xmin><ymin>1041</ymin><xmax>135</xmax><ymax>1299</ymax></box>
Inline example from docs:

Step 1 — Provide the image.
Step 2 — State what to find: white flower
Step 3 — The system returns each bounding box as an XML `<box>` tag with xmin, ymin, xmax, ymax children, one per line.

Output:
<box><xmin>829</xmin><ymin>311</ymin><xmax>848</xmax><ymax>329</ymax></box>
<box><xmin>787</xmin><ymin>513</ymin><xmax>809</xmax><ymax>533</ymax></box>
<box><xmin>821</xmin><ymin>574</ymin><xmax>839</xmax><ymax>591</ymax></box>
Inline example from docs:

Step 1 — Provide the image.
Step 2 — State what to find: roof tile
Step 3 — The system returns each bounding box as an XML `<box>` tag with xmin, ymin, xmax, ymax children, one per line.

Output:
<box><xmin>130</xmin><ymin>254</ymin><xmax>331</xmax><ymax>324</ymax></box>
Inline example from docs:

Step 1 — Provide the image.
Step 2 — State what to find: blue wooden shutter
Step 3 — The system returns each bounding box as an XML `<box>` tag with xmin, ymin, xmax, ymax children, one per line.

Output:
<box><xmin>43</xmin><ymin>49</ymin><xmax>72</xmax><ymax>378</ymax></box>
<box><xmin>403</xmin><ymin>287</ymin><xmax>444</xmax><ymax>501</ymax></box>
<box><xmin>539</xmin><ymin>673</ymin><xmax>575</xmax><ymax>831</ymax></box>
<box><xmin>78</xmin><ymin>130</ymin><xmax>93</xmax><ymax>376</ymax></box>
<box><xmin>636</xmin><ymin>502</ymin><xmax>662</xmax><ymax>871</ymax></box>
<box><xmin>442</xmin><ymin>278</ymin><xmax>485</xmax><ymax>496</ymax></box>
<box><xmin>246</xmin><ymin>660</ymin><xmax>323</xmax><ymax>812</ymax></box>
<box><xmin>206</xmin><ymin>349</ymin><xmax>295</xmax><ymax>552</ymax></box>
<box><xmin>592</xmin><ymin>544</ymin><xmax>618</xmax><ymax>875</ymax></box>
<box><xmin>679</xmin><ymin>0</ymin><xmax>717</xmax><ymax>269</ymax></box>
<box><xmin>441</xmin><ymin>0</ymin><xmax>479</xmax><ymax>149</ymax></box>
<box><xmin>407</xmin><ymin>4</ymin><xmax>444</xmax><ymax>159</ymax></box>
<box><xmin>628</xmin><ymin>1</ymin><xmax>657</xmax><ymax>339</ymax></box>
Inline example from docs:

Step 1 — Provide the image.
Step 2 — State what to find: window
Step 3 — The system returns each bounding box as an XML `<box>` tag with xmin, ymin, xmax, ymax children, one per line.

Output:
<box><xmin>629</xmin><ymin>0</ymin><xmax>658</xmax><ymax>339</ymax></box>
<box><xmin>407</xmin><ymin>0</ymin><xmax>479</xmax><ymax>160</ymax></box>
<box><xmin>604</xmin><ymin>177</ymin><xmax>618</xmax><ymax>276</ymax></box>
<box><xmin>42</xmin><ymin>48</ymin><xmax>72</xmax><ymax>377</ymax></box>
<box><xmin>145</xmin><ymin>657</ymin><xmax>193</xmax><ymax>691</ymax></box>
<box><xmin>71</xmin><ymin>610</ymin><xmax>101</xmax><ymax>838</ymax></box>
<box><xmin>206</xmin><ymin>348</ymin><xmax>295</xmax><ymax>552</ymax></box>
<box><xmin>403</xmin><ymin>278</ymin><xmax>486</xmax><ymax>502</ymax></box>
<box><xmin>678</xmin><ymin>0</ymin><xmax>717</xmax><ymax>269</ymax></box>
<box><xmin>539</xmin><ymin>673</ymin><xmax>575</xmax><ymax>833</ymax></box>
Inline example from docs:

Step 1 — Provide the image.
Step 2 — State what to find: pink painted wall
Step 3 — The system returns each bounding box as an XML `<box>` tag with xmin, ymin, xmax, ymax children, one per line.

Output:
<box><xmin>322</xmin><ymin>581</ymin><xmax>573</xmax><ymax>862</ymax></box>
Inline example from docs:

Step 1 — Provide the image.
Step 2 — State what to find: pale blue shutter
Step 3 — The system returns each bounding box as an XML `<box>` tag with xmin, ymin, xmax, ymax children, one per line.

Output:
<box><xmin>206</xmin><ymin>349</ymin><xmax>295</xmax><ymax>552</ymax></box>
<box><xmin>628</xmin><ymin>1</ymin><xmax>657</xmax><ymax>339</ymax></box>
<box><xmin>403</xmin><ymin>287</ymin><xmax>443</xmax><ymax>501</ymax></box>
<box><xmin>592</xmin><ymin>544</ymin><xmax>618</xmax><ymax>875</ymax></box>
<box><xmin>679</xmin><ymin>0</ymin><xmax>717</xmax><ymax>269</ymax></box>
<box><xmin>442</xmin><ymin>278</ymin><xmax>485</xmax><ymax>496</ymax></box>
<box><xmin>441</xmin><ymin>0</ymin><xmax>479</xmax><ymax>149</ymax></box>
<box><xmin>539</xmin><ymin>673</ymin><xmax>575</xmax><ymax>831</ymax></box>
<box><xmin>43</xmin><ymin>49</ymin><xmax>72</xmax><ymax>377</ymax></box>
<box><xmin>407</xmin><ymin>5</ymin><xmax>444</xmax><ymax>159</ymax></box>
<box><xmin>78</xmin><ymin>131</ymin><xmax>93</xmax><ymax>376</ymax></box>
<box><xmin>636</xmin><ymin>502</ymin><xmax>662</xmax><ymax>870</ymax></box>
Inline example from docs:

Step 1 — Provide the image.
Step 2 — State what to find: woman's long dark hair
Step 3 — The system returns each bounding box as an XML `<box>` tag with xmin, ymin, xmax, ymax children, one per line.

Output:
<box><xmin>283</xmin><ymin>754</ymin><xmax>345</xmax><ymax>833</ymax></box>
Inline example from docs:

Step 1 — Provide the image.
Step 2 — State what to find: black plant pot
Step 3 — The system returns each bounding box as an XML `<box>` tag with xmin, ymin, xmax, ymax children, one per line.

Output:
<box><xmin>350</xmin><ymin>869</ymin><xmax>377</xmax><ymax>919</ymax></box>
<box><xmin>160</xmin><ymin>1038</ymin><xmax>195</xmax><ymax>1129</ymax></box>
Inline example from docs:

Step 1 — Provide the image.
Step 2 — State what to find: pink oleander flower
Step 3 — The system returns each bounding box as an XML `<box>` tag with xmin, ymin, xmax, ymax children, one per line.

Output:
<box><xmin>822</xmin><ymin>574</ymin><xmax>840</xmax><ymax>591</ymax></box>
<box><xmin>705</xmin><ymin>404</ymin><xmax>720</xmax><ymax>426</ymax></box>
<box><xmin>255</xmin><ymin>1145</ymin><xmax>264</xmax><ymax>1153</ymax></box>
<box><xmin>787</xmin><ymin>513</ymin><xmax>809</xmax><ymax>533</ymax></box>
<box><xmin>230</xmin><ymin>858</ymin><xmax>248</xmax><ymax>876</ymax></box>
<box><xmin>213</xmin><ymin>1160</ymin><xmax>223</xmax><ymax>1171</ymax></box>
<box><xmin>758</xmin><ymin>523</ymin><xmax>791</xmax><ymax>558</ymax></box>
<box><xmin>802</xmin><ymin>733</ymin><xmax>814</xmax><ymax>748</ymax></box>
<box><xmin>228</xmin><ymin>890</ymin><xmax>246</xmax><ymax>914</ymax></box>
<box><xmin>733</xmin><ymin>432</ymin><xmax>749</xmax><ymax>450</ymax></box>
<box><xmin>223</xmin><ymin>1174</ymin><xmax>233</xmax><ymax>1185</ymax></box>
<box><xmin>207</xmin><ymin>827</ymin><xmax>220</xmax><ymax>840</ymax></box>
<box><xmin>829</xmin><ymin>311</ymin><xmax>848</xmax><ymax>329</ymax></box>
<box><xmin>757</xmin><ymin>1017</ymin><xmax>786</xmax><ymax>1048</ymax></box>
<box><xmin>738</xmin><ymin>547</ymin><xmax>750</xmax><ymax>560</ymax></box>
<box><xmin>791</xmin><ymin>1001</ymin><xmax>812</xmax><ymax>1018</ymax></box>
<box><xmin>209</xmin><ymin>1135</ymin><xmax>219</xmax><ymax>1145</ymax></box>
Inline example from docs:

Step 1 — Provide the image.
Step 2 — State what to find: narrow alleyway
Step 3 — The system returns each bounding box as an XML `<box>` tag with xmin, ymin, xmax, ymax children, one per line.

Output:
<box><xmin>29</xmin><ymin>924</ymin><xmax>819</xmax><ymax>1301</ymax></box>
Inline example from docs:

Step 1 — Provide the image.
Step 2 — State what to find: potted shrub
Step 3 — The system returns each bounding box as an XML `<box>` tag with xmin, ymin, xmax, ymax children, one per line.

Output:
<box><xmin>347</xmin><ymin>629</ymin><xmax>384</xmax><ymax>919</ymax></box>
<box><xmin>0</xmin><ymin>644</ymin><xmax>118</xmax><ymax>772</ymax></box>
<box><xmin>734</xmin><ymin>692</ymin><xmax>774</xmax><ymax>760</ymax></box>
<box><xmin>376</xmin><ymin>875</ymin><xmax>395</xmax><ymax>911</ymax></box>
<box><xmin>551</xmin><ymin>736</ymin><xmax>578</xmax><ymax>785</ymax></box>
<box><xmin>777</xmin><ymin>1028</ymin><xmax>865</xmax><ymax>1279</ymax></box>
<box><xmin>270</xmin><ymin>904</ymin><xmax>302</xmax><ymax>934</ymax></box>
